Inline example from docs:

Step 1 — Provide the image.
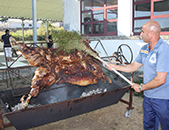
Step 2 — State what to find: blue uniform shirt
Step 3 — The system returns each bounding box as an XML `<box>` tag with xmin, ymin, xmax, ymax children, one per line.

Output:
<box><xmin>135</xmin><ymin>38</ymin><xmax>169</xmax><ymax>99</ymax></box>
<box><xmin>1</xmin><ymin>34</ymin><xmax>11</xmax><ymax>48</ymax></box>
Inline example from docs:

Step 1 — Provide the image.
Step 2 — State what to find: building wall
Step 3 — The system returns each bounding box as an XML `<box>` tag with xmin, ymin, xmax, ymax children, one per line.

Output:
<box><xmin>62</xmin><ymin>0</ymin><xmax>169</xmax><ymax>63</ymax></box>
<box><xmin>63</xmin><ymin>0</ymin><xmax>80</xmax><ymax>32</ymax></box>
<box><xmin>118</xmin><ymin>0</ymin><xmax>133</xmax><ymax>36</ymax></box>
<box><xmin>8</xmin><ymin>19</ymin><xmax>41</xmax><ymax>29</ymax></box>
<box><xmin>63</xmin><ymin>0</ymin><xmax>133</xmax><ymax>36</ymax></box>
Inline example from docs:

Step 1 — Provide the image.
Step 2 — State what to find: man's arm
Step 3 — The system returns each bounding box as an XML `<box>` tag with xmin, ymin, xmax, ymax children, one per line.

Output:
<box><xmin>106</xmin><ymin>61</ymin><xmax>142</xmax><ymax>73</ymax></box>
<box><xmin>9</xmin><ymin>37</ymin><xmax>17</xmax><ymax>45</ymax></box>
<box><xmin>45</xmin><ymin>38</ymin><xmax>49</xmax><ymax>42</ymax></box>
<box><xmin>132</xmin><ymin>72</ymin><xmax>167</xmax><ymax>92</ymax></box>
<box><xmin>1</xmin><ymin>39</ymin><xmax>3</xmax><ymax>42</ymax></box>
<box><xmin>1</xmin><ymin>35</ymin><xmax>3</xmax><ymax>42</ymax></box>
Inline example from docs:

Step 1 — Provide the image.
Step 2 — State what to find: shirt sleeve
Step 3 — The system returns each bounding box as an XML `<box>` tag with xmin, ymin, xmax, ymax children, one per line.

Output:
<box><xmin>135</xmin><ymin>49</ymin><xmax>142</xmax><ymax>64</ymax></box>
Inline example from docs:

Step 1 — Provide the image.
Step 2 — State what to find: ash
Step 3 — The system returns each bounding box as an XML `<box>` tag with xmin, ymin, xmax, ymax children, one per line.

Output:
<box><xmin>11</xmin><ymin>103</ymin><xmax>41</xmax><ymax>112</ymax></box>
<box><xmin>80</xmin><ymin>88</ymin><xmax>107</xmax><ymax>97</ymax></box>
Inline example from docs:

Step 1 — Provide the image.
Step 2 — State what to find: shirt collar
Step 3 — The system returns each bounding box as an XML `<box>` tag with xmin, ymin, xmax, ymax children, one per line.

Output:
<box><xmin>147</xmin><ymin>37</ymin><xmax>162</xmax><ymax>52</ymax></box>
<box><xmin>152</xmin><ymin>37</ymin><xmax>162</xmax><ymax>51</ymax></box>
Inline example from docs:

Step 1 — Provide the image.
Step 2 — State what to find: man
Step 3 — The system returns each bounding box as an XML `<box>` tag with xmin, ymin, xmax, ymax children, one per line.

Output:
<box><xmin>45</xmin><ymin>35</ymin><xmax>53</xmax><ymax>48</ymax></box>
<box><xmin>106</xmin><ymin>21</ymin><xmax>169</xmax><ymax>130</ymax></box>
<box><xmin>1</xmin><ymin>29</ymin><xmax>16</xmax><ymax>62</ymax></box>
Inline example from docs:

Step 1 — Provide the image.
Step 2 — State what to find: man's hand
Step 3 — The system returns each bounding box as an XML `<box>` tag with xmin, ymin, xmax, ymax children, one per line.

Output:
<box><xmin>131</xmin><ymin>83</ymin><xmax>141</xmax><ymax>93</ymax></box>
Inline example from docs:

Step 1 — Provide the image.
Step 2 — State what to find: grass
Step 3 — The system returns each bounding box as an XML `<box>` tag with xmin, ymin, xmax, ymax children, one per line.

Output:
<box><xmin>0</xmin><ymin>24</ymin><xmax>63</xmax><ymax>41</ymax></box>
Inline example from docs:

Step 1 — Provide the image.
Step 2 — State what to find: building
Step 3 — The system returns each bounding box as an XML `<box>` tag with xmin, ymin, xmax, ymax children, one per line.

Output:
<box><xmin>63</xmin><ymin>0</ymin><xmax>169</xmax><ymax>62</ymax></box>
<box><xmin>0</xmin><ymin>19</ymin><xmax>42</xmax><ymax>32</ymax></box>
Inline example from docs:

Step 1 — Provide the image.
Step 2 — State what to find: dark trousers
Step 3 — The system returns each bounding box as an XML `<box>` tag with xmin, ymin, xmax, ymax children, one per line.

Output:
<box><xmin>143</xmin><ymin>96</ymin><xmax>169</xmax><ymax>130</ymax></box>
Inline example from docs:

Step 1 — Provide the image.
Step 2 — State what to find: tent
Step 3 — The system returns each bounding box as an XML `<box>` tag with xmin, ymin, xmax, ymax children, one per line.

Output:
<box><xmin>0</xmin><ymin>0</ymin><xmax>63</xmax><ymax>42</ymax></box>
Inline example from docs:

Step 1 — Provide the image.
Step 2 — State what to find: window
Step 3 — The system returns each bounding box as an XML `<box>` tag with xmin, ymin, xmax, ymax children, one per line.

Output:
<box><xmin>93</xmin><ymin>10</ymin><xmax>104</xmax><ymax>21</ymax></box>
<box><xmin>133</xmin><ymin>0</ymin><xmax>169</xmax><ymax>35</ymax></box>
<box><xmin>81</xmin><ymin>0</ymin><xmax>118</xmax><ymax>36</ymax></box>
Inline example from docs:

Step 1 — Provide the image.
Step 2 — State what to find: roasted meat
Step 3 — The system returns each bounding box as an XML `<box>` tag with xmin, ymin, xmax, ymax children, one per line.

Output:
<box><xmin>19</xmin><ymin>41</ymin><xmax>111</xmax><ymax>98</ymax></box>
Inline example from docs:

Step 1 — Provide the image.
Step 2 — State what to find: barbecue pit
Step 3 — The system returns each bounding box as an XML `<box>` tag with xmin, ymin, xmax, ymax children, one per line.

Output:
<box><xmin>0</xmin><ymin>41</ymin><xmax>134</xmax><ymax>130</ymax></box>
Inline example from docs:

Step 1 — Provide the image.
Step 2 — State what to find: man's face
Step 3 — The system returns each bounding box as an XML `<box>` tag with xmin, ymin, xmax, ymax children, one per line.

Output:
<box><xmin>140</xmin><ymin>25</ymin><xmax>150</xmax><ymax>43</ymax></box>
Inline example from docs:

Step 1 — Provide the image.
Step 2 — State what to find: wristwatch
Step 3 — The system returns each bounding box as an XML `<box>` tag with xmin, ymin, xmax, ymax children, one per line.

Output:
<box><xmin>139</xmin><ymin>83</ymin><xmax>143</xmax><ymax>91</ymax></box>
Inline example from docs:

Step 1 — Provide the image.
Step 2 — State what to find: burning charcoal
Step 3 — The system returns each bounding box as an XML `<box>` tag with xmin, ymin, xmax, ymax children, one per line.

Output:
<box><xmin>80</xmin><ymin>88</ymin><xmax>106</xmax><ymax>97</ymax></box>
<box><xmin>11</xmin><ymin>103</ymin><xmax>41</xmax><ymax>112</ymax></box>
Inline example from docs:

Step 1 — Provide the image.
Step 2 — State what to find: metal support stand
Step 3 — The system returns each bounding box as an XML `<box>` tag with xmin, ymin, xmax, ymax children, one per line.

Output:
<box><xmin>120</xmin><ymin>72</ymin><xmax>134</xmax><ymax>117</ymax></box>
<box><xmin>0</xmin><ymin>105</ymin><xmax>13</xmax><ymax>129</ymax></box>
<box><xmin>90</xmin><ymin>39</ymin><xmax>134</xmax><ymax>117</ymax></box>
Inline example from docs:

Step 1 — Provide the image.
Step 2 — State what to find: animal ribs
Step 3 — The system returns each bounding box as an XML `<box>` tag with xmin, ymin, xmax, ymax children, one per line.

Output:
<box><xmin>19</xmin><ymin>41</ymin><xmax>111</xmax><ymax>97</ymax></box>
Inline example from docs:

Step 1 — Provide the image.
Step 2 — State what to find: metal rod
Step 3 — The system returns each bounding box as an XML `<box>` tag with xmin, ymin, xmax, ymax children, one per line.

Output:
<box><xmin>8</xmin><ymin>69</ymin><xmax>32</xmax><ymax>83</ymax></box>
<box><xmin>96</xmin><ymin>56</ymin><xmax>133</xmax><ymax>86</ymax></box>
<box><xmin>5</xmin><ymin>70</ymin><xmax>9</xmax><ymax>88</ymax></box>
<box><xmin>127</xmin><ymin>72</ymin><xmax>134</xmax><ymax>110</ymax></box>
<box><xmin>22</xmin><ymin>18</ymin><xmax>25</xmax><ymax>43</ymax></box>
<box><xmin>93</xmin><ymin>40</ymin><xmax>99</xmax><ymax>50</ymax></box>
<box><xmin>32</xmin><ymin>0</ymin><xmax>37</xmax><ymax>43</ymax></box>
<box><xmin>0</xmin><ymin>106</ymin><xmax>4</xmax><ymax>130</ymax></box>
<box><xmin>120</xmin><ymin>73</ymin><xmax>134</xmax><ymax>110</ymax></box>
<box><xmin>46</xmin><ymin>21</ymin><xmax>48</xmax><ymax>39</ymax></box>
<box><xmin>6</xmin><ymin>68</ymin><xmax>16</xmax><ymax>96</ymax></box>
<box><xmin>8</xmin><ymin>55</ymin><xmax>22</xmax><ymax>68</ymax></box>
<box><xmin>4</xmin><ymin>123</ymin><xmax>13</xmax><ymax>128</ymax></box>
<box><xmin>98</xmin><ymin>40</ymin><xmax>109</xmax><ymax>57</ymax></box>
<box><xmin>92</xmin><ymin>40</ymin><xmax>109</xmax><ymax>57</ymax></box>
<box><xmin>120</xmin><ymin>99</ymin><xmax>130</xmax><ymax>105</ymax></box>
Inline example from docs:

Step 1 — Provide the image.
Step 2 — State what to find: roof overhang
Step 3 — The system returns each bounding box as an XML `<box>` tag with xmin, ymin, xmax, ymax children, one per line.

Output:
<box><xmin>0</xmin><ymin>0</ymin><xmax>63</xmax><ymax>22</ymax></box>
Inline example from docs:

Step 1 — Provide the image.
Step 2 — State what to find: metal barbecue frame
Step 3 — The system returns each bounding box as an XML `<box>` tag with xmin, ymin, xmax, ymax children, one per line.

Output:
<box><xmin>0</xmin><ymin>42</ymin><xmax>46</xmax><ymax>96</ymax></box>
<box><xmin>0</xmin><ymin>41</ymin><xmax>134</xmax><ymax>130</ymax></box>
<box><xmin>90</xmin><ymin>39</ymin><xmax>134</xmax><ymax>113</ymax></box>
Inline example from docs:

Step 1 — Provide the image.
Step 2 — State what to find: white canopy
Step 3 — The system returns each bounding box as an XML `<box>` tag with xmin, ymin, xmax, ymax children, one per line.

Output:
<box><xmin>0</xmin><ymin>0</ymin><xmax>63</xmax><ymax>21</ymax></box>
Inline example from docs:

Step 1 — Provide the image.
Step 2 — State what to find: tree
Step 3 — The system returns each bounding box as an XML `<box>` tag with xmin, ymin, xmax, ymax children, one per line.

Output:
<box><xmin>0</xmin><ymin>18</ymin><xmax>8</xmax><ymax>23</ymax></box>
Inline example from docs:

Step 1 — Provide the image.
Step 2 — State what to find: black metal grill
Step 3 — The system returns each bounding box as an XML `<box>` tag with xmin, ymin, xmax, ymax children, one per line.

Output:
<box><xmin>0</xmin><ymin>79</ymin><xmax>130</xmax><ymax>130</ymax></box>
<box><xmin>0</xmin><ymin>42</ymin><xmax>134</xmax><ymax>130</ymax></box>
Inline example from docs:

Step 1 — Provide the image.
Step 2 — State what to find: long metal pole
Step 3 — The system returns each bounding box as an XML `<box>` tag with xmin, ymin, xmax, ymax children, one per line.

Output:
<box><xmin>46</xmin><ymin>21</ymin><xmax>48</xmax><ymax>38</ymax></box>
<box><xmin>22</xmin><ymin>19</ymin><xmax>24</xmax><ymax>43</ymax></box>
<box><xmin>32</xmin><ymin>0</ymin><xmax>37</xmax><ymax>43</ymax></box>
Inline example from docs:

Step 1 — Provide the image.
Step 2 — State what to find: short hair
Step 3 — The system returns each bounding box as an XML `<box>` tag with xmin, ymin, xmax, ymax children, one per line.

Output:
<box><xmin>5</xmin><ymin>29</ymin><xmax>9</xmax><ymax>33</ymax></box>
<box><xmin>48</xmin><ymin>35</ymin><xmax>52</xmax><ymax>39</ymax></box>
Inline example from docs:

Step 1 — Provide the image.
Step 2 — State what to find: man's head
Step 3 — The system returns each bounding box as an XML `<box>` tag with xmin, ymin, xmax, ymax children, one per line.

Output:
<box><xmin>48</xmin><ymin>35</ymin><xmax>52</xmax><ymax>39</ymax></box>
<box><xmin>5</xmin><ymin>29</ymin><xmax>9</xmax><ymax>34</ymax></box>
<box><xmin>140</xmin><ymin>21</ymin><xmax>161</xmax><ymax>43</ymax></box>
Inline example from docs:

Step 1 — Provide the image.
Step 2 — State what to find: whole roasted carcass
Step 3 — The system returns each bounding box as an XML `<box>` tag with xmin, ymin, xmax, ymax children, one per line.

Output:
<box><xmin>19</xmin><ymin>38</ymin><xmax>111</xmax><ymax>108</ymax></box>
